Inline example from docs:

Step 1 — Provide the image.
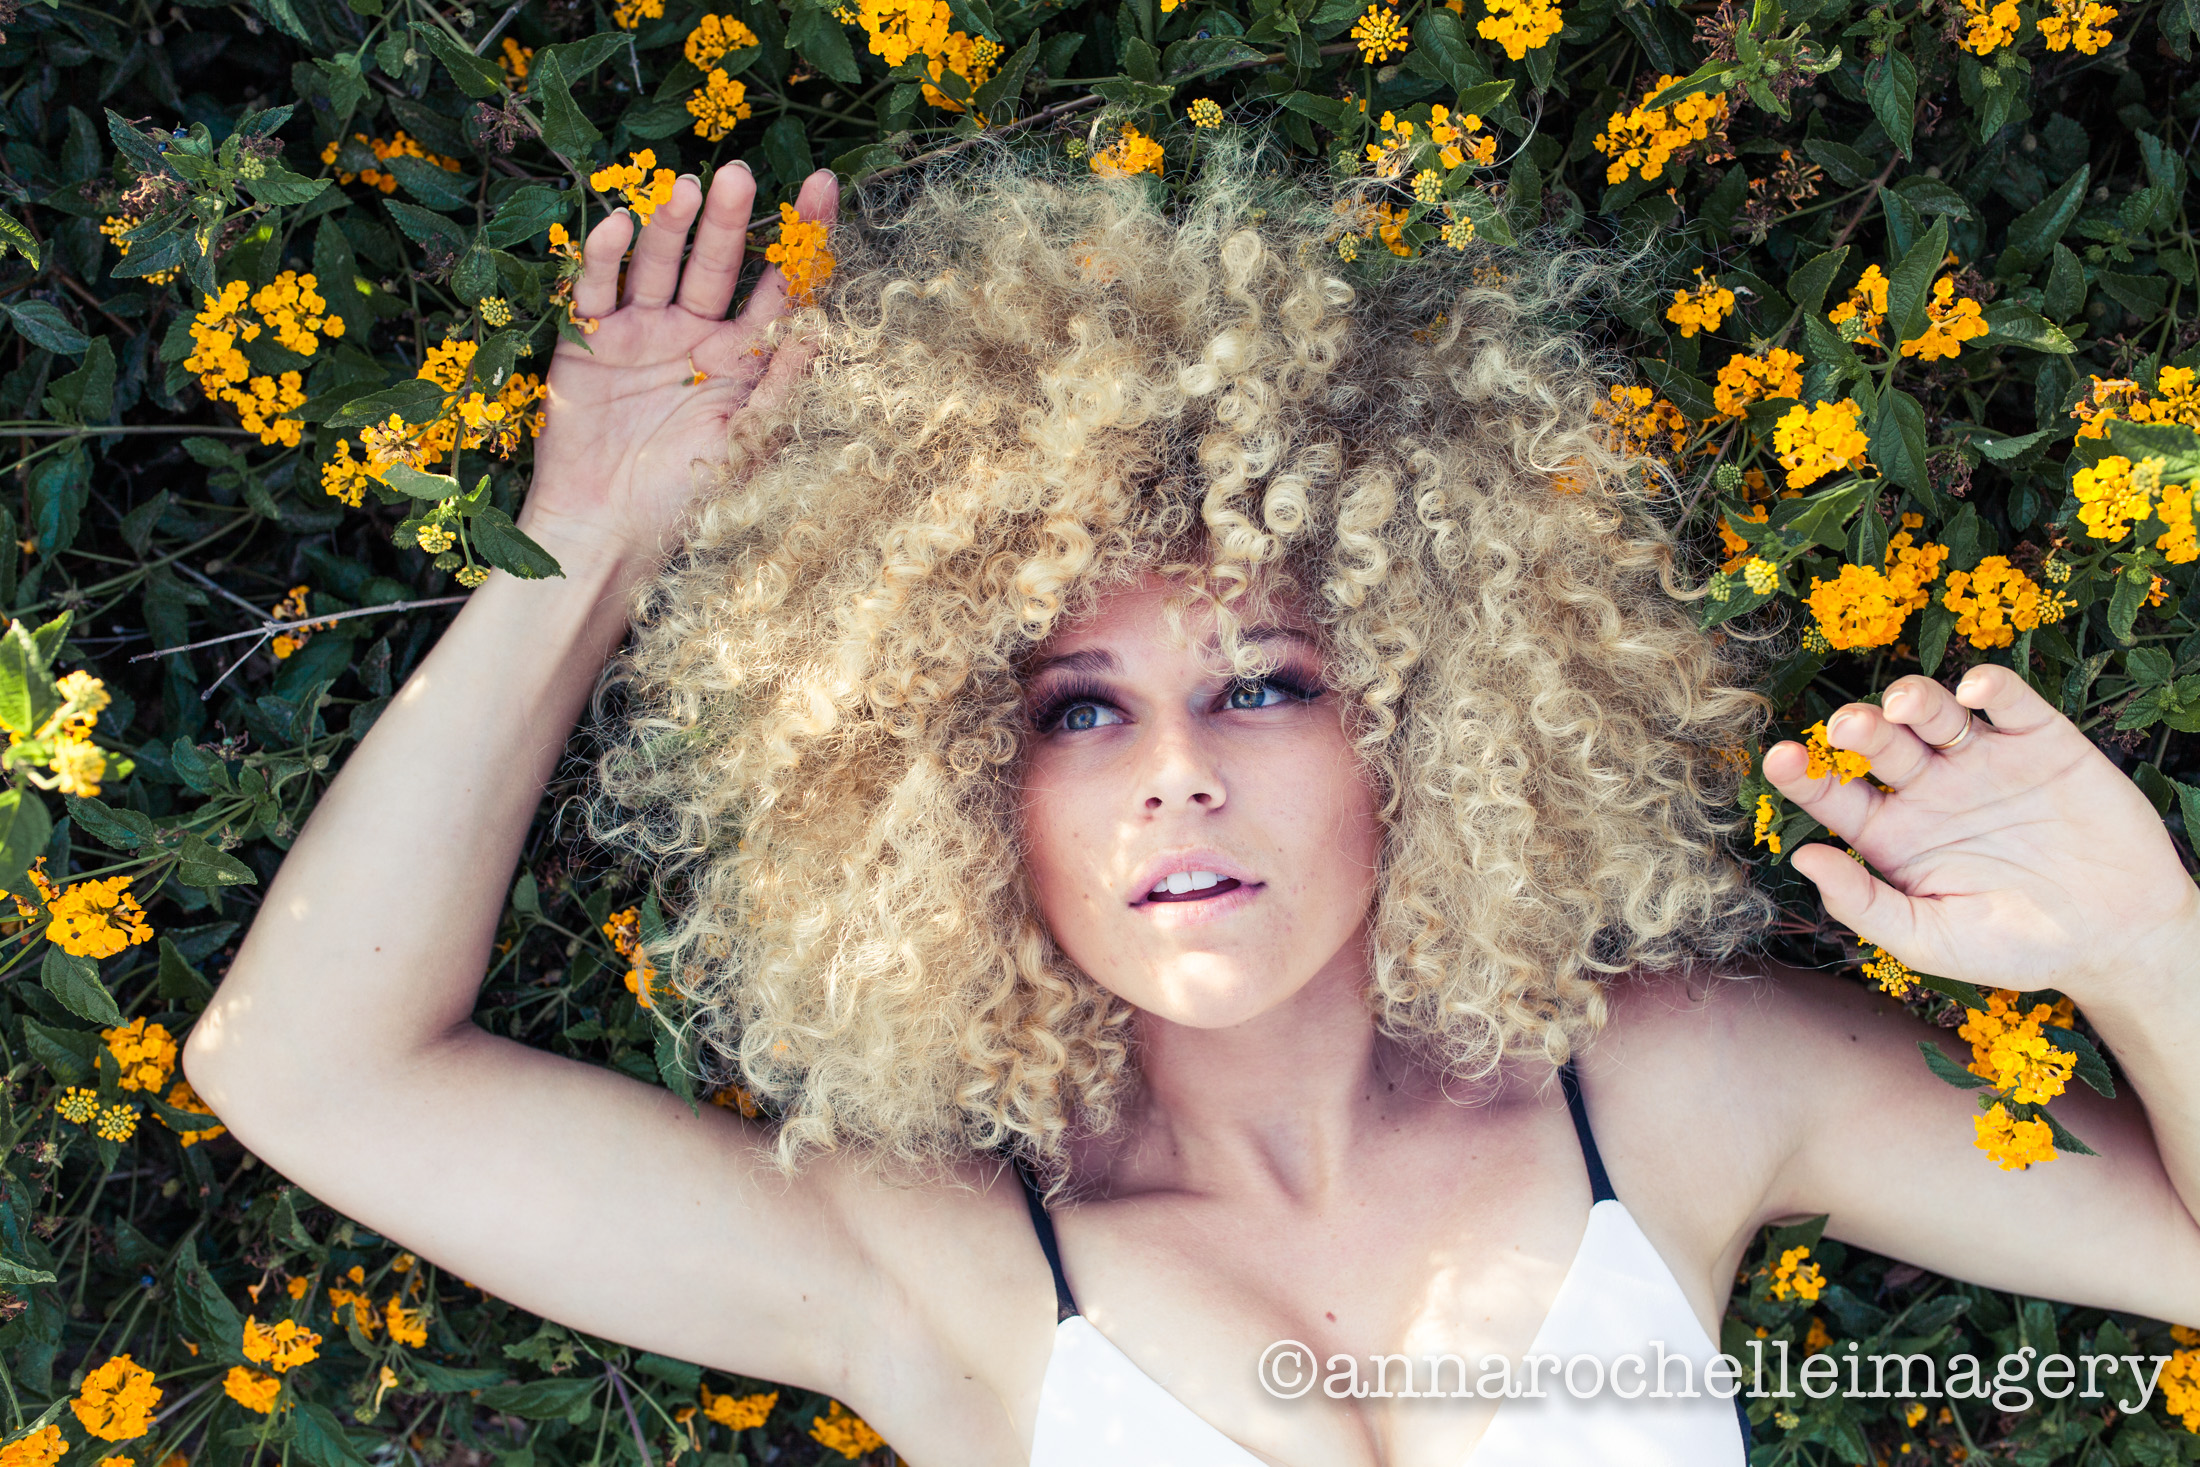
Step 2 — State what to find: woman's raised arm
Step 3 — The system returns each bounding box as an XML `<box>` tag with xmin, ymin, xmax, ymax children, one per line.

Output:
<box><xmin>175</xmin><ymin>166</ymin><xmax>1056</xmax><ymax>1444</ymax></box>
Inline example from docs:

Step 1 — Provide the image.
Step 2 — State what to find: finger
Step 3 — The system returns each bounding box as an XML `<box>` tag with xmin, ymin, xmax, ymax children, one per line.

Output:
<box><xmin>1955</xmin><ymin>661</ymin><xmax>2061</xmax><ymax>735</ymax></box>
<box><xmin>1764</xmin><ymin>737</ymin><xmax>1886</xmax><ymax>839</ymax></box>
<box><xmin>731</xmin><ymin>168</ymin><xmax>841</xmax><ymax>332</ymax></box>
<box><xmin>1823</xmin><ymin>698</ymin><xmax>1931</xmax><ymax>791</ymax></box>
<box><xmin>745</xmin><ymin>327</ymin><xmax>819</xmax><ymax>422</ymax></box>
<box><xmin>1880</xmin><ymin>673</ymin><xmax>1974</xmax><ymax>753</ymax></box>
<box><xmin>675</xmin><ymin>162</ymin><xmax>758</xmax><ymax>320</ymax></box>
<box><xmin>1791</xmin><ymin>842</ymin><xmax>1925</xmax><ymax>954</ymax></box>
<box><xmin>622</xmin><ymin>174</ymin><xmax>706</xmax><ymax>310</ymax></box>
<box><xmin>572</xmin><ymin>209</ymin><xmax>636</xmax><ymax>320</ymax></box>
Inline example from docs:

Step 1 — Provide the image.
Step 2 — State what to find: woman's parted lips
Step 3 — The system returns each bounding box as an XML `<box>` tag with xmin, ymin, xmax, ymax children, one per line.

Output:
<box><xmin>1125</xmin><ymin>853</ymin><xmax>1261</xmax><ymax>906</ymax></box>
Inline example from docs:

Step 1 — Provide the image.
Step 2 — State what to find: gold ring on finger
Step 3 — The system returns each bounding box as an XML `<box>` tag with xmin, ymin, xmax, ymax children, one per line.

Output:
<box><xmin>1925</xmin><ymin>715</ymin><xmax>1977</xmax><ymax>752</ymax></box>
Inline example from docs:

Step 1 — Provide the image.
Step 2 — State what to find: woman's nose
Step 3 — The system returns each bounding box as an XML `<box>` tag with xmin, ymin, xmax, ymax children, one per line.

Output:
<box><xmin>1139</xmin><ymin>716</ymin><xmax>1226</xmax><ymax>812</ymax></box>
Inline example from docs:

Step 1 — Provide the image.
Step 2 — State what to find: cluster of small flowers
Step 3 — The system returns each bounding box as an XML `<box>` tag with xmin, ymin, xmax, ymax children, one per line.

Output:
<box><xmin>765</xmin><ymin>202</ymin><xmax>837</xmax><ymax>305</ymax></box>
<box><xmin>98</xmin><ymin>214</ymin><xmax>177</xmax><ymax>285</ymax></box>
<box><xmin>2072</xmin><ymin>453</ymin><xmax>2199</xmax><ymax>563</ymax></box>
<box><xmin>1828</xmin><ymin>264</ymin><xmax>1889</xmax><ymax>349</ymax></box>
<box><xmin>603</xmin><ymin>906</ymin><xmax>664</xmax><ymax>1008</ymax></box>
<box><xmin>2038</xmin><ymin>0</ymin><xmax>2117</xmax><ymax>51</ymax></box>
<box><xmin>699</xmin><ymin>1385</ymin><xmax>778</xmax><ymax>1429</ymax></box>
<box><xmin>1900</xmin><ymin>276</ymin><xmax>1989</xmax><ymax>361</ymax></box>
<box><xmin>0</xmin><ymin>668</ymin><xmax>111</xmax><ymax>799</ymax></box>
<box><xmin>1090</xmin><ymin>125</ymin><xmax>1166</xmax><ymax>179</ymax></box>
<box><xmin>1711</xmin><ymin>347</ymin><xmax>1801</xmax><ymax>419</ymax></box>
<box><xmin>590</xmin><ymin>149</ymin><xmax>680</xmax><ymax>228</ymax></box>
<box><xmin>849</xmin><ymin>0</ymin><xmax>1000</xmax><ymax>113</ymax></box>
<box><xmin>1955</xmin><ymin>0</ymin><xmax>2021</xmax><ymax>53</ymax></box>
<box><xmin>809</xmin><ymin>1401</ymin><xmax>887</xmax><ymax>1458</ymax></box>
<box><xmin>318</xmin><ymin>130</ymin><xmax>463</xmax><ymax>194</ymax></box>
<box><xmin>69</xmin><ymin>1354</ymin><xmax>162</xmax><ymax>1442</ymax></box>
<box><xmin>497</xmin><ymin>36</ymin><xmax>533</xmax><ymax>86</ymax></box>
<box><xmin>1751</xmin><ymin>792</ymin><xmax>1781</xmax><ymax>854</ymax></box>
<box><xmin>185</xmin><ymin>274</ymin><xmax>344</xmax><ymax>448</ymax></box>
<box><xmin>1664</xmin><ymin>267</ymin><xmax>1735</xmax><ymax>338</ymax></box>
<box><xmin>1187</xmin><ymin>97</ymin><xmax>1225</xmax><ymax>128</ymax></box>
<box><xmin>1593</xmin><ymin>76</ymin><xmax>1729</xmax><ymax>185</ymax></box>
<box><xmin>1959</xmin><ymin>990</ymin><xmax>2079</xmax><ymax>1169</ymax></box>
<box><xmin>221</xmin><ymin>1312</ymin><xmax>326</xmax><ymax>1415</ymax></box>
<box><xmin>612</xmin><ymin>0</ymin><xmax>664</xmax><ymax>27</ymax></box>
<box><xmin>1800</xmin><ymin>720</ymin><xmax>1871</xmax><ymax>783</ymax></box>
<box><xmin>2163</xmin><ymin>1329</ymin><xmax>2200</xmax><ymax>1431</ymax></box>
<box><xmin>16</xmin><ymin>852</ymin><xmax>153</xmax><ymax>961</ymax></box>
<box><xmin>2072</xmin><ymin>366</ymin><xmax>2200</xmax><ymax>443</ymax></box>
<box><xmin>1803</xmin><ymin>515</ymin><xmax>1949</xmax><ymax>651</ymax></box>
<box><xmin>1475</xmin><ymin>0</ymin><xmax>1563</xmax><ymax>60</ymax></box>
<box><xmin>1717</xmin><ymin>502</ymin><xmax>1769</xmax><ymax>571</ymax></box>
<box><xmin>1940</xmin><ymin>555</ymin><xmax>2072</xmax><ymax>650</ymax></box>
<box><xmin>1771</xmin><ymin>398</ymin><xmax>1869</xmax><ymax>489</ymax></box>
<box><xmin>324</xmin><ymin>1259</ymin><xmax>432</xmax><ymax>1357</ymax></box>
<box><xmin>683</xmin><ymin>14</ymin><xmax>762</xmax><ymax>139</ymax></box>
<box><xmin>268</xmin><ymin>584</ymin><xmax>336</xmax><ymax>659</ymax></box>
<box><xmin>1767</xmin><ymin>1245</ymin><xmax>1825</xmax><ymax>1302</ymax></box>
<box><xmin>1590</xmin><ymin>384</ymin><xmax>1690</xmax><ymax>462</ymax></box>
<box><xmin>1350</xmin><ymin>4</ymin><xmax>1409</xmax><ymax>61</ymax></box>
<box><xmin>321</xmin><ymin>338</ymin><xmax>548</xmax><ymax>507</ymax></box>
<box><xmin>52</xmin><ymin>1086</ymin><xmax>140</xmax><ymax>1142</ymax></box>
<box><xmin>1861</xmin><ymin>945</ymin><xmax>1917</xmax><ymax>999</ymax></box>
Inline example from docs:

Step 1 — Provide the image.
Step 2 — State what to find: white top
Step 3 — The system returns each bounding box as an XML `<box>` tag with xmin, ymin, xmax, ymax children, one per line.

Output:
<box><xmin>1028</xmin><ymin>1198</ymin><xmax>1744</xmax><ymax>1466</ymax></box>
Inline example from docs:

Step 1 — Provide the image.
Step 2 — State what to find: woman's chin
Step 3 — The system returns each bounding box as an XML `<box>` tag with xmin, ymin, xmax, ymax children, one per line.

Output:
<box><xmin>1119</xmin><ymin>966</ymin><xmax>1312</xmax><ymax>1032</ymax></box>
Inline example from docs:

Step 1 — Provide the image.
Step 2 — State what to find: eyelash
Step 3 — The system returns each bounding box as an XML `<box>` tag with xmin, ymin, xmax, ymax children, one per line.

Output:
<box><xmin>1028</xmin><ymin>669</ymin><xmax>1324</xmax><ymax>732</ymax></box>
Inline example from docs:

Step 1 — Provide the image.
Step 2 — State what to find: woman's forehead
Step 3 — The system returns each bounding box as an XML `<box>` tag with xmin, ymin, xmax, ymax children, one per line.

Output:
<box><xmin>1030</xmin><ymin>570</ymin><xmax>1319</xmax><ymax>664</ymax></box>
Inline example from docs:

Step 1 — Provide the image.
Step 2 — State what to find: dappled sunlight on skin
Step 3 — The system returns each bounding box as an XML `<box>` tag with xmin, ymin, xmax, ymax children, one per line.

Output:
<box><xmin>1016</xmin><ymin>571</ymin><xmax>1383</xmax><ymax>1035</ymax></box>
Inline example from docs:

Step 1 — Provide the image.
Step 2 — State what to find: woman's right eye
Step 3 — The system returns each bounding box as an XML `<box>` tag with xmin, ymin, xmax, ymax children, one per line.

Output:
<box><xmin>1055</xmin><ymin>701</ymin><xmax>1125</xmax><ymax>732</ymax></box>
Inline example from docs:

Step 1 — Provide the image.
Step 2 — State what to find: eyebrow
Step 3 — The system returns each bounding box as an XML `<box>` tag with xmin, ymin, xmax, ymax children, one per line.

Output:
<box><xmin>1025</xmin><ymin>626</ymin><xmax>1317</xmax><ymax>679</ymax></box>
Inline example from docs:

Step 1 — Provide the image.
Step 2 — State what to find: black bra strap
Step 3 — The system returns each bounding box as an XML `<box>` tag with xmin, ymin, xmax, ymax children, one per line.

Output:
<box><xmin>1012</xmin><ymin>1153</ymin><xmax>1080</xmax><ymax>1321</ymax></box>
<box><xmin>1559</xmin><ymin>1058</ymin><xmax>1618</xmax><ymax>1205</ymax></box>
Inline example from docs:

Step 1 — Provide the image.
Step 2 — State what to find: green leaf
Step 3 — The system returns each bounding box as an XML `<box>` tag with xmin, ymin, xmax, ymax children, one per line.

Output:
<box><xmin>2098</xmin><ymin>271</ymin><xmax>2170</xmax><ymax>318</ymax></box>
<box><xmin>974</xmin><ymin>35</ymin><xmax>1041</xmax><ymax>112</ymax></box>
<box><xmin>476</xmin><ymin>1377</ymin><xmax>601</xmax><ymax>1420</ymax></box>
<box><xmin>383</xmin><ymin>198</ymin><xmax>469</xmax><ymax>260</ymax></box>
<box><xmin>1885</xmin><ymin>217</ymin><xmax>1949</xmax><ymax>345</ymax></box>
<box><xmin>292</xmin><ymin>1401</ymin><xmax>373</xmax><ymax>1467</ymax></box>
<box><xmin>1917</xmin><ymin>598</ymin><xmax>1956</xmax><ymax>676</ymax></box>
<box><xmin>1862</xmin><ymin>49</ymin><xmax>1916</xmax><ymax>157</ymax></box>
<box><xmin>387</xmin><ymin>155</ymin><xmax>475</xmax><ymax>213</ymax></box>
<box><xmin>157</xmin><ymin>938</ymin><xmax>216</xmax><ymax>1005</ymax></box>
<box><xmin>41</xmin><ymin>947</ymin><xmax>121</xmax><ymax>1027</ymax></box>
<box><xmin>42</xmin><ymin>337</ymin><xmax>116</xmax><ymax>426</ymax></box>
<box><xmin>22</xmin><ymin>1019</ymin><xmax>96</xmax><ymax>1085</ymax></box>
<box><xmin>533</xmin><ymin>53</ymin><xmax>604</xmax><ymax>160</ymax></box>
<box><xmin>383</xmin><ymin>464</ymin><xmax>462</xmax><ymax>501</ymax></box>
<box><xmin>240</xmin><ymin>164</ymin><xmax>330</xmax><ymax>208</ymax></box>
<box><xmin>1918</xmin><ymin>1038</ymin><xmax>1988</xmax><ymax>1090</ymax></box>
<box><xmin>1160</xmin><ymin>34</ymin><xmax>1263</xmax><ymax>78</ymax></box>
<box><xmin>1801</xmin><ymin>138</ymin><xmax>1874</xmax><ymax>189</ymax></box>
<box><xmin>1890</xmin><ymin>175</ymin><xmax>1973</xmax><ymax>220</ymax></box>
<box><xmin>2036</xmin><ymin>1104</ymin><xmax>2099</xmax><ymax>1156</ymax></box>
<box><xmin>1785</xmin><ymin>245</ymin><xmax>1848</xmax><ymax>318</ymax></box>
<box><xmin>0</xmin><ymin>789</ymin><xmax>51</xmax><ymax>899</ymax></box>
<box><xmin>467</xmin><ymin>506</ymin><xmax>565</xmax><ymax>579</ymax></box>
<box><xmin>2</xmin><ymin>301</ymin><xmax>89</xmax><ymax>357</ymax></box>
<box><xmin>1979</xmin><ymin>301</ymin><xmax>2073</xmax><ymax>354</ymax></box>
<box><xmin>328</xmin><ymin>378</ymin><xmax>449</xmax><ymax>430</ymax></box>
<box><xmin>1999</xmin><ymin>165</ymin><xmax>2089</xmax><ymax>275</ymax></box>
<box><xmin>1089</xmin><ymin>76</ymin><xmax>1176</xmax><ymax>108</ymax></box>
<box><xmin>485</xmin><ymin>187</ymin><xmax>573</xmax><ymax>249</ymax></box>
<box><xmin>173</xmin><ymin>1239</ymin><xmax>248</xmax><ymax>1364</ymax></box>
<box><xmin>0</xmin><ymin>1257</ymin><xmax>56</xmax><ymax>1289</ymax></box>
<box><xmin>63</xmin><ymin>795</ymin><xmax>155</xmax><ymax>853</ymax></box>
<box><xmin>0</xmin><ymin>208</ymin><xmax>43</xmax><ymax>268</ymax></box>
<box><xmin>1869</xmin><ymin>388</ymin><xmax>1929</xmax><ymax>493</ymax></box>
<box><xmin>784</xmin><ymin>2</ymin><xmax>863</xmax><ymax>85</ymax></box>
<box><xmin>1635</xmin><ymin>358</ymin><xmax>1716</xmax><ymax>421</ymax></box>
<box><xmin>1770</xmin><ymin>479</ymin><xmax>1869</xmax><ymax>551</ymax></box>
<box><xmin>1971</xmin><ymin>426</ymin><xmax>2051</xmax><ymax>461</ymax></box>
<box><xmin>410</xmin><ymin>21</ymin><xmax>509</xmax><ymax>98</ymax></box>
<box><xmin>1410</xmin><ymin>8</ymin><xmax>1479</xmax><ymax>90</ymax></box>
<box><xmin>2043</xmin><ymin>242</ymin><xmax>2086</xmax><ymax>320</ymax></box>
<box><xmin>174</xmin><ymin>831</ymin><xmax>258</xmax><ymax>888</ymax></box>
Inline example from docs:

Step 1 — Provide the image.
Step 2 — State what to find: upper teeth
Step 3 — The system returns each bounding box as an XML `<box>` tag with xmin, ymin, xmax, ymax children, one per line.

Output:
<box><xmin>1154</xmin><ymin>870</ymin><xmax>1221</xmax><ymax>895</ymax></box>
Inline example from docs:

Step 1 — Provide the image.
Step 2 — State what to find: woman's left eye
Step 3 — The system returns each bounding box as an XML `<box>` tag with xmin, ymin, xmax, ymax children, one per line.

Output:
<box><xmin>1225</xmin><ymin>679</ymin><xmax>1296</xmax><ymax>710</ymax></box>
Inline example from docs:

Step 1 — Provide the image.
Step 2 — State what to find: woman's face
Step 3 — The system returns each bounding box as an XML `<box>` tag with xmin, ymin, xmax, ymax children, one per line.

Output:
<box><xmin>1016</xmin><ymin>572</ymin><xmax>1384</xmax><ymax>1029</ymax></box>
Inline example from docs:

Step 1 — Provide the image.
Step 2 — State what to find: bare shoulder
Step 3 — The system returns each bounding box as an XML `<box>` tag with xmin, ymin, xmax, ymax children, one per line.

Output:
<box><xmin>1568</xmin><ymin>960</ymin><xmax>1920</xmax><ymax>1318</ymax></box>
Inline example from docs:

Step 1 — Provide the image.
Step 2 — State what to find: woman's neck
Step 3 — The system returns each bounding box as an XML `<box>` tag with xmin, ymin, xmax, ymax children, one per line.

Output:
<box><xmin>1091</xmin><ymin>940</ymin><xmax>1447</xmax><ymax>1205</ymax></box>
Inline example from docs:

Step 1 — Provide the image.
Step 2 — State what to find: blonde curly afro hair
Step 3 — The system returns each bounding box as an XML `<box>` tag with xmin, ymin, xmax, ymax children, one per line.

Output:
<box><xmin>592</xmin><ymin>135</ymin><xmax>1774</xmax><ymax>1174</ymax></box>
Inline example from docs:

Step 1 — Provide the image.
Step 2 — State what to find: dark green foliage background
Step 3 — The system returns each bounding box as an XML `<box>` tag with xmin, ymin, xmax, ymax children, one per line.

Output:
<box><xmin>0</xmin><ymin>0</ymin><xmax>2194</xmax><ymax>1461</ymax></box>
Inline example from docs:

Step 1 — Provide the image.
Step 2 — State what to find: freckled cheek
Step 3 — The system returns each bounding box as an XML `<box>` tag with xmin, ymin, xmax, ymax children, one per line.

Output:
<box><xmin>1016</xmin><ymin>769</ymin><xmax>1114</xmax><ymax>923</ymax></box>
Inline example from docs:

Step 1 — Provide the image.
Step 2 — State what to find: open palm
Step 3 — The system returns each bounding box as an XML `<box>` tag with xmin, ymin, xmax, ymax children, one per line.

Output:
<box><xmin>522</xmin><ymin>162</ymin><xmax>840</xmax><ymax>562</ymax></box>
<box><xmin>1764</xmin><ymin>666</ymin><xmax>2200</xmax><ymax>1001</ymax></box>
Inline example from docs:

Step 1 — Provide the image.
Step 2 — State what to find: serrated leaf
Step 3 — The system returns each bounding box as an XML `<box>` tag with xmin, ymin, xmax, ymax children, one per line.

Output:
<box><xmin>384</xmin><ymin>464</ymin><xmax>461</xmax><ymax>501</ymax></box>
<box><xmin>1886</xmin><ymin>217</ymin><xmax>1949</xmax><ymax>345</ymax></box>
<box><xmin>0</xmin><ymin>789</ymin><xmax>50</xmax><ymax>900</ymax></box>
<box><xmin>3</xmin><ymin>301</ymin><xmax>89</xmax><ymax>357</ymax></box>
<box><xmin>22</xmin><ymin>1019</ymin><xmax>96</xmax><ymax>1085</ymax></box>
<box><xmin>1980</xmin><ymin>302</ymin><xmax>2074</xmax><ymax>354</ymax></box>
<box><xmin>387</xmin><ymin>155</ymin><xmax>474</xmax><ymax>213</ymax></box>
<box><xmin>2036</xmin><ymin>1104</ymin><xmax>2099</xmax><ymax>1156</ymax></box>
<box><xmin>41</xmin><ymin>947</ymin><xmax>121</xmax><ymax>1027</ymax></box>
<box><xmin>241</xmin><ymin>164</ymin><xmax>330</xmax><ymax>208</ymax></box>
<box><xmin>64</xmin><ymin>794</ymin><xmax>155</xmax><ymax>853</ymax></box>
<box><xmin>174</xmin><ymin>831</ymin><xmax>257</xmax><ymax>887</ymax></box>
<box><xmin>1863</xmin><ymin>49</ymin><xmax>1916</xmax><ymax>157</ymax></box>
<box><xmin>467</xmin><ymin>506</ymin><xmax>564</xmax><ymax>580</ymax></box>
<box><xmin>1870</xmin><ymin>388</ymin><xmax>1928</xmax><ymax>493</ymax></box>
<box><xmin>328</xmin><ymin>378</ymin><xmax>449</xmax><ymax>430</ymax></box>
<box><xmin>1918</xmin><ymin>1038</ymin><xmax>1989</xmax><ymax>1090</ymax></box>
<box><xmin>0</xmin><ymin>208</ymin><xmax>43</xmax><ymax>267</ymax></box>
<box><xmin>410</xmin><ymin>22</ymin><xmax>509</xmax><ymax>98</ymax></box>
<box><xmin>2000</xmin><ymin>165</ymin><xmax>2089</xmax><ymax>274</ymax></box>
<box><xmin>1786</xmin><ymin>245</ymin><xmax>1848</xmax><ymax>319</ymax></box>
<box><xmin>784</xmin><ymin>3</ymin><xmax>863</xmax><ymax>85</ymax></box>
<box><xmin>476</xmin><ymin>1377</ymin><xmax>601</xmax><ymax>1419</ymax></box>
<box><xmin>2040</xmin><ymin>1024</ymin><xmax>2116</xmax><ymax>1099</ymax></box>
<box><xmin>534</xmin><ymin>52</ymin><xmax>604</xmax><ymax>159</ymax></box>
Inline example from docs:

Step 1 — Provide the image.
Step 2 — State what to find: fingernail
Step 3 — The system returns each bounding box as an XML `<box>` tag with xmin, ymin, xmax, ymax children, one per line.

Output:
<box><xmin>732</xmin><ymin>159</ymin><xmax>754</xmax><ymax>173</ymax></box>
<box><xmin>1826</xmin><ymin>710</ymin><xmax>1858</xmax><ymax>741</ymax></box>
<box><xmin>678</xmin><ymin>172</ymin><xmax>700</xmax><ymax>186</ymax></box>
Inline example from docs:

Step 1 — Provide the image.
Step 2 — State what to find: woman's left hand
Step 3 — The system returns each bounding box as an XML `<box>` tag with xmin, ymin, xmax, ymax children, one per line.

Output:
<box><xmin>1763</xmin><ymin>665</ymin><xmax>2200</xmax><ymax>1004</ymax></box>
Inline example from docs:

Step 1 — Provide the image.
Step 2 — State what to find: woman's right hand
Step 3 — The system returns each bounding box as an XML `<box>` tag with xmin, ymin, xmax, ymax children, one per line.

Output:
<box><xmin>521</xmin><ymin>161</ymin><xmax>840</xmax><ymax>572</ymax></box>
